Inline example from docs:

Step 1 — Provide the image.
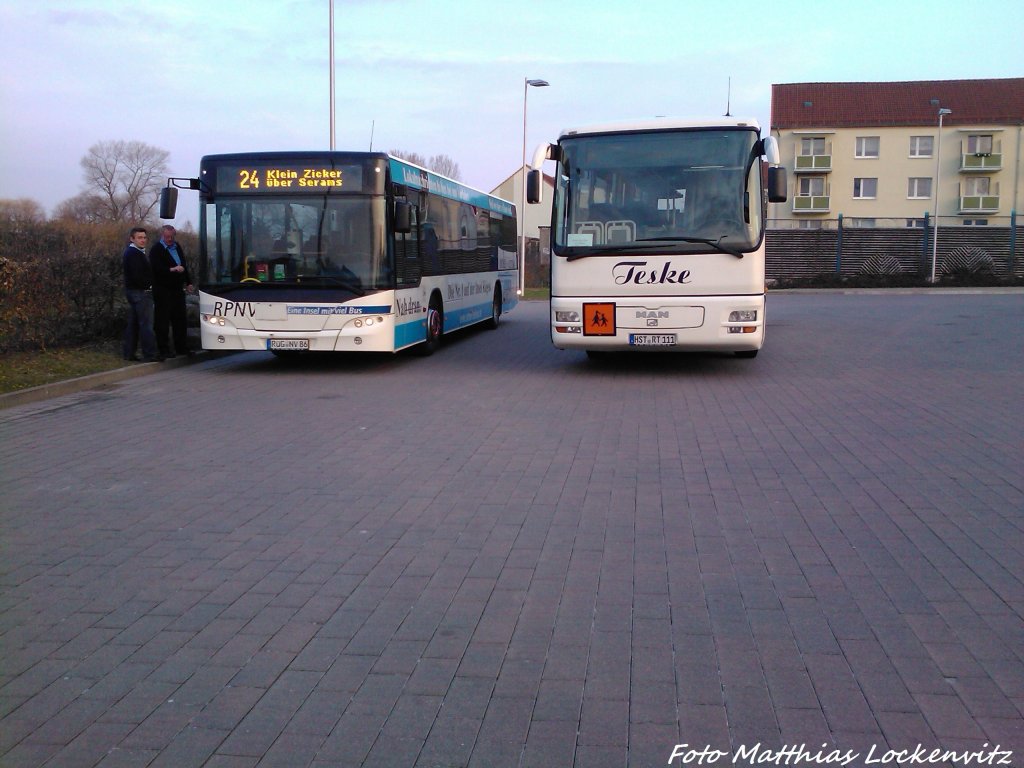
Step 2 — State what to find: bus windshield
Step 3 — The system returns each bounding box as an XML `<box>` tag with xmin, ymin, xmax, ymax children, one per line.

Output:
<box><xmin>552</xmin><ymin>128</ymin><xmax>764</xmax><ymax>257</ymax></box>
<box><xmin>201</xmin><ymin>196</ymin><xmax>390</xmax><ymax>291</ymax></box>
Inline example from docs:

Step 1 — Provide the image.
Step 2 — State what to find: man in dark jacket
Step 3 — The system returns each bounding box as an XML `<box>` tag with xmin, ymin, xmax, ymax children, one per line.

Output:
<box><xmin>122</xmin><ymin>227</ymin><xmax>159</xmax><ymax>362</ymax></box>
<box><xmin>149</xmin><ymin>225</ymin><xmax>194</xmax><ymax>358</ymax></box>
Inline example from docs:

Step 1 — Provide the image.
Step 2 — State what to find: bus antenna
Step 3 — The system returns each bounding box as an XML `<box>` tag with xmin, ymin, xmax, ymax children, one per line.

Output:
<box><xmin>725</xmin><ymin>77</ymin><xmax>732</xmax><ymax>117</ymax></box>
<box><xmin>370</xmin><ymin>120</ymin><xmax>375</xmax><ymax>151</ymax></box>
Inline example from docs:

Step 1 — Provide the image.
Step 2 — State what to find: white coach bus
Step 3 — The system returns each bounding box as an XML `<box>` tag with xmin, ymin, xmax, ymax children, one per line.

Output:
<box><xmin>527</xmin><ymin>117</ymin><xmax>786</xmax><ymax>357</ymax></box>
<box><xmin>161</xmin><ymin>151</ymin><xmax>518</xmax><ymax>355</ymax></box>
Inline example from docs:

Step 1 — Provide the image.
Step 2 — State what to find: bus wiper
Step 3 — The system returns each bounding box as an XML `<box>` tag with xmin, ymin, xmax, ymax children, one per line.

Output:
<box><xmin>227</xmin><ymin>275</ymin><xmax>367</xmax><ymax>295</ymax></box>
<box><xmin>565</xmin><ymin>248</ymin><xmax>662</xmax><ymax>261</ymax></box>
<box><xmin>214</xmin><ymin>283</ymin><xmax>249</xmax><ymax>294</ymax></box>
<box><xmin>635</xmin><ymin>236</ymin><xmax>745</xmax><ymax>259</ymax></box>
<box><xmin>565</xmin><ymin>239</ymin><xmax>743</xmax><ymax>261</ymax></box>
<box><xmin>564</xmin><ymin>237</ymin><xmax>745</xmax><ymax>261</ymax></box>
<box><xmin>298</xmin><ymin>275</ymin><xmax>366</xmax><ymax>295</ymax></box>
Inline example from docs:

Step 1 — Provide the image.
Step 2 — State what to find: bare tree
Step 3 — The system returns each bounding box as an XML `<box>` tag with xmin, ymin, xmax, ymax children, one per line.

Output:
<box><xmin>62</xmin><ymin>140</ymin><xmax>170</xmax><ymax>224</ymax></box>
<box><xmin>389</xmin><ymin>149</ymin><xmax>462</xmax><ymax>180</ymax></box>
<box><xmin>53</xmin><ymin>192</ymin><xmax>111</xmax><ymax>224</ymax></box>
<box><xmin>0</xmin><ymin>198</ymin><xmax>47</xmax><ymax>228</ymax></box>
<box><xmin>389</xmin><ymin>149</ymin><xmax>428</xmax><ymax>168</ymax></box>
<box><xmin>427</xmin><ymin>154</ymin><xmax>461</xmax><ymax>180</ymax></box>
<box><xmin>0</xmin><ymin>199</ymin><xmax>48</xmax><ymax>271</ymax></box>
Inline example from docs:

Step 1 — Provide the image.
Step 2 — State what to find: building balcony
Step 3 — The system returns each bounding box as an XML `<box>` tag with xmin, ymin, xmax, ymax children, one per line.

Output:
<box><xmin>794</xmin><ymin>155</ymin><xmax>832</xmax><ymax>173</ymax></box>
<box><xmin>960</xmin><ymin>153</ymin><xmax>1002</xmax><ymax>172</ymax></box>
<box><xmin>959</xmin><ymin>195</ymin><xmax>1000</xmax><ymax>214</ymax></box>
<box><xmin>793</xmin><ymin>195</ymin><xmax>830</xmax><ymax>214</ymax></box>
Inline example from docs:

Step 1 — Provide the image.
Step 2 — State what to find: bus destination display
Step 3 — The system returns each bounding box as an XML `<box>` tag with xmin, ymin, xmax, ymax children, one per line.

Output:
<box><xmin>216</xmin><ymin>164</ymin><xmax>363</xmax><ymax>192</ymax></box>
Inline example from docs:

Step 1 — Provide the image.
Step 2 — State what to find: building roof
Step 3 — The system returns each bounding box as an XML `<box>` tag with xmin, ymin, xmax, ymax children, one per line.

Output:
<box><xmin>491</xmin><ymin>165</ymin><xmax>555</xmax><ymax>194</ymax></box>
<box><xmin>772</xmin><ymin>78</ymin><xmax>1024</xmax><ymax>129</ymax></box>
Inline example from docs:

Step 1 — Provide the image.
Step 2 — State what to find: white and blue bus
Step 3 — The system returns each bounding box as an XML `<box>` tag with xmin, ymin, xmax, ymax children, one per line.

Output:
<box><xmin>161</xmin><ymin>152</ymin><xmax>518</xmax><ymax>355</ymax></box>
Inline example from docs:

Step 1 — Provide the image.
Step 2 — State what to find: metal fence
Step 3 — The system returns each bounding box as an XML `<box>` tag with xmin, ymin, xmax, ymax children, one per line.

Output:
<box><xmin>766</xmin><ymin>213</ymin><xmax>1021</xmax><ymax>280</ymax></box>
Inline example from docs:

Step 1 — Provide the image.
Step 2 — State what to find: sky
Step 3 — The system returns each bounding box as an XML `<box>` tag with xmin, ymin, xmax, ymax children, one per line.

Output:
<box><xmin>1</xmin><ymin>0</ymin><xmax>1022</xmax><ymax>224</ymax></box>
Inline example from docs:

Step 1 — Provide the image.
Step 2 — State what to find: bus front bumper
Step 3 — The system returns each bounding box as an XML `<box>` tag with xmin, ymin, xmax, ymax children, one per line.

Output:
<box><xmin>550</xmin><ymin>294</ymin><xmax>765</xmax><ymax>353</ymax></box>
<box><xmin>200</xmin><ymin>313</ymin><xmax>405</xmax><ymax>353</ymax></box>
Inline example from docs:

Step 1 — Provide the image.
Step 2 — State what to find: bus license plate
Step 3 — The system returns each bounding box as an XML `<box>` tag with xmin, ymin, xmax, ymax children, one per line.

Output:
<box><xmin>629</xmin><ymin>333</ymin><xmax>676</xmax><ymax>346</ymax></box>
<box><xmin>268</xmin><ymin>339</ymin><xmax>309</xmax><ymax>351</ymax></box>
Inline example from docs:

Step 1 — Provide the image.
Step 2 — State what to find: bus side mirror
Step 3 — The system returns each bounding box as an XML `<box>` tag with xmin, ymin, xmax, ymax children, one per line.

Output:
<box><xmin>766</xmin><ymin>167</ymin><xmax>787</xmax><ymax>203</ymax></box>
<box><xmin>526</xmin><ymin>169</ymin><xmax>542</xmax><ymax>204</ymax></box>
<box><xmin>159</xmin><ymin>187</ymin><xmax>178</xmax><ymax>219</ymax></box>
<box><xmin>394</xmin><ymin>200</ymin><xmax>412</xmax><ymax>233</ymax></box>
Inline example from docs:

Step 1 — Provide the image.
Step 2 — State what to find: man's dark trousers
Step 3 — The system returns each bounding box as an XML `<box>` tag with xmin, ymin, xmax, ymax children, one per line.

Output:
<box><xmin>153</xmin><ymin>288</ymin><xmax>188</xmax><ymax>357</ymax></box>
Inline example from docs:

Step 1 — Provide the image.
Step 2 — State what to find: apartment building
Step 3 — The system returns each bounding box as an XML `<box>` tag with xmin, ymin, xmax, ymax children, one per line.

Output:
<box><xmin>770</xmin><ymin>79</ymin><xmax>1024</xmax><ymax>228</ymax></box>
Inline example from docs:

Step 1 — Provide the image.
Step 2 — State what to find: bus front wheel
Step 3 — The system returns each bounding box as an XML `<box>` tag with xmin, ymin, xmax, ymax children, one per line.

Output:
<box><xmin>419</xmin><ymin>299</ymin><xmax>443</xmax><ymax>356</ymax></box>
<box><xmin>486</xmin><ymin>287</ymin><xmax>502</xmax><ymax>329</ymax></box>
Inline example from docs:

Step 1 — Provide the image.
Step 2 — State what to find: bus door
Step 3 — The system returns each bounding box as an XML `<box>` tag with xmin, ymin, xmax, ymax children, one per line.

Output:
<box><xmin>395</xmin><ymin>197</ymin><xmax>422</xmax><ymax>289</ymax></box>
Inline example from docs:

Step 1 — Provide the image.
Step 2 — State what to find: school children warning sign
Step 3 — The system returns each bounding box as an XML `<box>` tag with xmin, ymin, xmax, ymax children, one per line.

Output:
<box><xmin>583</xmin><ymin>303</ymin><xmax>616</xmax><ymax>336</ymax></box>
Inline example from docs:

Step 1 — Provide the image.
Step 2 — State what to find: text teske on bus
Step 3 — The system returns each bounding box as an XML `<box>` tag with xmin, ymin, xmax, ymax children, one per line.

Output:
<box><xmin>160</xmin><ymin>151</ymin><xmax>518</xmax><ymax>356</ymax></box>
<box><xmin>527</xmin><ymin>118</ymin><xmax>786</xmax><ymax>358</ymax></box>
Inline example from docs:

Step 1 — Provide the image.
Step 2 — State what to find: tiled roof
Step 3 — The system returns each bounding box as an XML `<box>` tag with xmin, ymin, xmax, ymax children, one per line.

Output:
<box><xmin>772</xmin><ymin>79</ymin><xmax>1024</xmax><ymax>129</ymax></box>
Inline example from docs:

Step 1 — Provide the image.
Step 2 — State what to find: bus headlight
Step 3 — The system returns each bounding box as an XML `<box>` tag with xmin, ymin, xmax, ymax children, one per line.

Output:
<box><xmin>728</xmin><ymin>310</ymin><xmax>758</xmax><ymax>334</ymax></box>
<box><xmin>555</xmin><ymin>310</ymin><xmax>580</xmax><ymax>323</ymax></box>
<box><xmin>202</xmin><ymin>314</ymin><xmax>226</xmax><ymax>327</ymax></box>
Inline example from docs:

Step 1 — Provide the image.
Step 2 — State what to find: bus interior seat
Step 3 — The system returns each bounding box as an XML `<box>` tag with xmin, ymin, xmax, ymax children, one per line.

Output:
<box><xmin>605</xmin><ymin>220</ymin><xmax>636</xmax><ymax>244</ymax></box>
<box><xmin>576</xmin><ymin>221</ymin><xmax>605</xmax><ymax>244</ymax></box>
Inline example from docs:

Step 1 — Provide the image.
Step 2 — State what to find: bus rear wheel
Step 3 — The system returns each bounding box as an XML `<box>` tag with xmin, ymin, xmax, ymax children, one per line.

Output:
<box><xmin>735</xmin><ymin>350</ymin><xmax>758</xmax><ymax>358</ymax></box>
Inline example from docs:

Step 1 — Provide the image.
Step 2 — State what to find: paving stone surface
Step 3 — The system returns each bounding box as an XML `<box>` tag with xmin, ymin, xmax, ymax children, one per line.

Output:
<box><xmin>1</xmin><ymin>294</ymin><xmax>1022</xmax><ymax>767</ymax></box>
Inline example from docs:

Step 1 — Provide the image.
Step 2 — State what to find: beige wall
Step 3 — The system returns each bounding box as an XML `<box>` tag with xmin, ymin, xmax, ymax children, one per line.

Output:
<box><xmin>493</xmin><ymin>167</ymin><xmax>554</xmax><ymax>240</ymax></box>
<box><xmin>772</xmin><ymin>123</ymin><xmax>1023</xmax><ymax>224</ymax></box>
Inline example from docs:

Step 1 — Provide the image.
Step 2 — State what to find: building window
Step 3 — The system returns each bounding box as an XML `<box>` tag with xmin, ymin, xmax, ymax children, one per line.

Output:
<box><xmin>799</xmin><ymin>176</ymin><xmax>825</xmax><ymax>196</ymax></box>
<box><xmin>909</xmin><ymin>136</ymin><xmax>933</xmax><ymax>157</ymax></box>
<box><xmin>964</xmin><ymin>177</ymin><xmax>991</xmax><ymax>196</ymax></box>
<box><xmin>855</xmin><ymin>136</ymin><xmax>880</xmax><ymax>158</ymax></box>
<box><xmin>847</xmin><ymin>218</ymin><xmax>876</xmax><ymax>228</ymax></box>
<box><xmin>800</xmin><ymin>137</ymin><xmax>825</xmax><ymax>156</ymax></box>
<box><xmin>963</xmin><ymin>219</ymin><xmax>989</xmax><ymax>226</ymax></box>
<box><xmin>798</xmin><ymin>219</ymin><xmax>823</xmax><ymax>230</ymax></box>
<box><xmin>907</xmin><ymin>178</ymin><xmax>932</xmax><ymax>199</ymax></box>
<box><xmin>906</xmin><ymin>218</ymin><xmax>925</xmax><ymax>228</ymax></box>
<box><xmin>966</xmin><ymin>135</ymin><xmax>994</xmax><ymax>155</ymax></box>
<box><xmin>853</xmin><ymin>178</ymin><xmax>877</xmax><ymax>198</ymax></box>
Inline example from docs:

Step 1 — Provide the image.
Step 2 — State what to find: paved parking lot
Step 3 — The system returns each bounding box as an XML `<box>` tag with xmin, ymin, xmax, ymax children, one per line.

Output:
<box><xmin>1</xmin><ymin>292</ymin><xmax>1022</xmax><ymax>767</ymax></box>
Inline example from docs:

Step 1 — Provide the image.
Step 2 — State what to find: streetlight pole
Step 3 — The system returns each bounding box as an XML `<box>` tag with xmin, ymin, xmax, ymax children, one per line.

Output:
<box><xmin>931</xmin><ymin>107</ymin><xmax>952</xmax><ymax>283</ymax></box>
<box><xmin>520</xmin><ymin>78</ymin><xmax>549</xmax><ymax>296</ymax></box>
<box><xmin>329</xmin><ymin>0</ymin><xmax>335</xmax><ymax>150</ymax></box>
